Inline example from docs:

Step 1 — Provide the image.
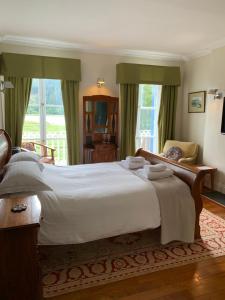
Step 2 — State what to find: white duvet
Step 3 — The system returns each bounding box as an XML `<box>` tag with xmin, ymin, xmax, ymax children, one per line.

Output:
<box><xmin>38</xmin><ymin>162</ymin><xmax>161</xmax><ymax>245</ymax></box>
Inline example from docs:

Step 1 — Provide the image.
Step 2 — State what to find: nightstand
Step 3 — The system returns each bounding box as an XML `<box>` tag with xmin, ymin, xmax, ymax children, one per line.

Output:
<box><xmin>193</xmin><ymin>165</ymin><xmax>217</xmax><ymax>191</ymax></box>
<box><xmin>0</xmin><ymin>196</ymin><xmax>42</xmax><ymax>300</ymax></box>
<box><xmin>182</xmin><ymin>164</ymin><xmax>217</xmax><ymax>191</ymax></box>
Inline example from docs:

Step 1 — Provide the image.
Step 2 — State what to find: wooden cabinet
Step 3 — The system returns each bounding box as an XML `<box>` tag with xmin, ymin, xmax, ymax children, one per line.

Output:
<box><xmin>83</xmin><ymin>95</ymin><xmax>119</xmax><ymax>163</ymax></box>
<box><xmin>85</xmin><ymin>143</ymin><xmax>117</xmax><ymax>163</ymax></box>
<box><xmin>0</xmin><ymin>196</ymin><xmax>42</xmax><ymax>300</ymax></box>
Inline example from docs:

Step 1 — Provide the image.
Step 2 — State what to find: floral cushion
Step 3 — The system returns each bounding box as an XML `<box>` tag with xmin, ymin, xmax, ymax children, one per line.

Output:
<box><xmin>21</xmin><ymin>142</ymin><xmax>35</xmax><ymax>151</ymax></box>
<box><xmin>164</xmin><ymin>146</ymin><xmax>183</xmax><ymax>161</ymax></box>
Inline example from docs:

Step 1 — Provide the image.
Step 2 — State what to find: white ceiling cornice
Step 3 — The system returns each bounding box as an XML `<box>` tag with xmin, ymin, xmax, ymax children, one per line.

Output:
<box><xmin>186</xmin><ymin>37</ymin><xmax>225</xmax><ymax>61</ymax></box>
<box><xmin>2</xmin><ymin>34</ymin><xmax>225</xmax><ymax>62</ymax></box>
<box><xmin>0</xmin><ymin>35</ymin><xmax>87</xmax><ymax>50</ymax></box>
<box><xmin>186</xmin><ymin>49</ymin><xmax>212</xmax><ymax>61</ymax></box>
<box><xmin>0</xmin><ymin>35</ymin><xmax>186</xmax><ymax>62</ymax></box>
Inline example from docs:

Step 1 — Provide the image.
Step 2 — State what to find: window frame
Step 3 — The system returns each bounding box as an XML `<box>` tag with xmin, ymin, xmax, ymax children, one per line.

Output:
<box><xmin>25</xmin><ymin>78</ymin><xmax>65</xmax><ymax>144</ymax></box>
<box><xmin>136</xmin><ymin>84</ymin><xmax>161</xmax><ymax>153</ymax></box>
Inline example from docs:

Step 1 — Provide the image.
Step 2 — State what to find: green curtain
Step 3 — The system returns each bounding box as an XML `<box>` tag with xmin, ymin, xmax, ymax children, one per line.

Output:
<box><xmin>120</xmin><ymin>84</ymin><xmax>139</xmax><ymax>159</ymax></box>
<box><xmin>5</xmin><ymin>76</ymin><xmax>32</xmax><ymax>146</ymax></box>
<box><xmin>0</xmin><ymin>53</ymin><xmax>81</xmax><ymax>81</ymax></box>
<box><xmin>158</xmin><ymin>85</ymin><xmax>178</xmax><ymax>152</ymax></box>
<box><xmin>116</xmin><ymin>63</ymin><xmax>181</xmax><ymax>86</ymax></box>
<box><xmin>61</xmin><ymin>80</ymin><xmax>80</xmax><ymax>165</ymax></box>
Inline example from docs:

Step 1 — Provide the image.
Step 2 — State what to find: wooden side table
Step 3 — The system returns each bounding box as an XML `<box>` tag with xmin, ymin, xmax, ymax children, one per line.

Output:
<box><xmin>0</xmin><ymin>196</ymin><xmax>42</xmax><ymax>300</ymax></box>
<box><xmin>193</xmin><ymin>165</ymin><xmax>217</xmax><ymax>191</ymax></box>
<box><xmin>182</xmin><ymin>164</ymin><xmax>217</xmax><ymax>191</ymax></box>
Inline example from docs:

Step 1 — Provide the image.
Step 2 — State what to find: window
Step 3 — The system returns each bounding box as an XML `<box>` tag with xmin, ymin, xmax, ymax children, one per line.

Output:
<box><xmin>135</xmin><ymin>84</ymin><xmax>161</xmax><ymax>153</ymax></box>
<box><xmin>23</xmin><ymin>79</ymin><xmax>67</xmax><ymax>165</ymax></box>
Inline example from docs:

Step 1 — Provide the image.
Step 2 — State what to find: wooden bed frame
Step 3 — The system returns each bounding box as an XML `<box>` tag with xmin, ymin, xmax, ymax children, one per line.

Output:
<box><xmin>0</xmin><ymin>129</ymin><xmax>11</xmax><ymax>168</ymax></box>
<box><xmin>0</xmin><ymin>129</ymin><xmax>206</xmax><ymax>299</ymax></box>
<box><xmin>0</xmin><ymin>129</ymin><xmax>204</xmax><ymax>237</ymax></box>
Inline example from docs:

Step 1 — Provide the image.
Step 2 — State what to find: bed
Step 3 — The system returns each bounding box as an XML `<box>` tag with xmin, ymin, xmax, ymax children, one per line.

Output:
<box><xmin>38</xmin><ymin>161</ymin><xmax>196</xmax><ymax>245</ymax></box>
<box><xmin>0</xmin><ymin>129</ymin><xmax>205</xmax><ymax>245</ymax></box>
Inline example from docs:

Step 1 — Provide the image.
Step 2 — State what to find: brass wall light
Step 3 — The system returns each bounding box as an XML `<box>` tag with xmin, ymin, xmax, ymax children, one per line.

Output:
<box><xmin>97</xmin><ymin>78</ymin><xmax>105</xmax><ymax>88</ymax></box>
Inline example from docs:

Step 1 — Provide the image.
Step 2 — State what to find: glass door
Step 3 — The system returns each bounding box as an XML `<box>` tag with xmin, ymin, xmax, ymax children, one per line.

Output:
<box><xmin>135</xmin><ymin>84</ymin><xmax>161</xmax><ymax>153</ymax></box>
<box><xmin>23</xmin><ymin>79</ymin><xmax>67</xmax><ymax>165</ymax></box>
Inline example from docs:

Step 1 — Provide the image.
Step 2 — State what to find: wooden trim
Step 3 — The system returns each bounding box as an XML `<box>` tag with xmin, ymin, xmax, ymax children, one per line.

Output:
<box><xmin>136</xmin><ymin>148</ymin><xmax>205</xmax><ymax>238</ymax></box>
<box><xmin>83</xmin><ymin>95</ymin><xmax>119</xmax><ymax>102</ymax></box>
<box><xmin>202</xmin><ymin>194</ymin><xmax>225</xmax><ymax>209</ymax></box>
<box><xmin>0</xmin><ymin>129</ymin><xmax>12</xmax><ymax>169</ymax></box>
<box><xmin>31</xmin><ymin>141</ymin><xmax>56</xmax><ymax>151</ymax></box>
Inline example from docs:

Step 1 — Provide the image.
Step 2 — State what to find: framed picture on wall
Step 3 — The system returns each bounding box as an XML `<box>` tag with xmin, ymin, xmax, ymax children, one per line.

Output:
<box><xmin>188</xmin><ymin>91</ymin><xmax>206</xmax><ymax>113</ymax></box>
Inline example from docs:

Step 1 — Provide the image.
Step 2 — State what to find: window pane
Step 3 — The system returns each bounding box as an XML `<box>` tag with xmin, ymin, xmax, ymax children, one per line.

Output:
<box><xmin>45</xmin><ymin>79</ymin><xmax>63</xmax><ymax>106</ymax></box>
<box><xmin>140</xmin><ymin>109</ymin><xmax>155</xmax><ymax>132</ymax></box>
<box><xmin>136</xmin><ymin>84</ymin><xmax>161</xmax><ymax>153</ymax></box>
<box><xmin>23</xmin><ymin>79</ymin><xmax>68</xmax><ymax>165</ymax></box>
<box><xmin>23</xmin><ymin>79</ymin><xmax>40</xmax><ymax>141</ymax></box>
<box><xmin>45</xmin><ymin>80</ymin><xmax>67</xmax><ymax>165</ymax></box>
<box><xmin>142</xmin><ymin>85</ymin><xmax>154</xmax><ymax>107</ymax></box>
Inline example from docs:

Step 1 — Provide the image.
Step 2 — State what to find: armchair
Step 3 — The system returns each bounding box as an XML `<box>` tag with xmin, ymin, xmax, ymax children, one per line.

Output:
<box><xmin>21</xmin><ymin>141</ymin><xmax>56</xmax><ymax>164</ymax></box>
<box><xmin>160</xmin><ymin>140</ymin><xmax>199</xmax><ymax>164</ymax></box>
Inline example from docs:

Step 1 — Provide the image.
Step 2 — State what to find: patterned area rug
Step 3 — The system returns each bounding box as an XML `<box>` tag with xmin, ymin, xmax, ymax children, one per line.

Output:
<box><xmin>41</xmin><ymin>209</ymin><xmax>225</xmax><ymax>298</ymax></box>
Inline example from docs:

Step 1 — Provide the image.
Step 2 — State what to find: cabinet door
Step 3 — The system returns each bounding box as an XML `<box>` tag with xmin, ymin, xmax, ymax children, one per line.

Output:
<box><xmin>0</xmin><ymin>227</ymin><xmax>42</xmax><ymax>300</ymax></box>
<box><xmin>93</xmin><ymin>150</ymin><xmax>116</xmax><ymax>163</ymax></box>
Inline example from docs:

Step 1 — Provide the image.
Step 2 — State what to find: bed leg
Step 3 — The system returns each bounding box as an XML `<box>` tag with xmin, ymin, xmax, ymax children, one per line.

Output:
<box><xmin>194</xmin><ymin>220</ymin><xmax>201</xmax><ymax>239</ymax></box>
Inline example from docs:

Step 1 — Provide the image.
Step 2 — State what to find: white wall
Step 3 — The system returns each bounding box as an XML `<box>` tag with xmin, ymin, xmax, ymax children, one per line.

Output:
<box><xmin>182</xmin><ymin>47</ymin><xmax>225</xmax><ymax>193</ymax></box>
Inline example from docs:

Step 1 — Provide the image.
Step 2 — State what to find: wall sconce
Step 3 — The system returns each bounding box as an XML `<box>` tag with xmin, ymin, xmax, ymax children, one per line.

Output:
<box><xmin>97</xmin><ymin>78</ymin><xmax>105</xmax><ymax>88</ymax></box>
<box><xmin>0</xmin><ymin>80</ymin><xmax>14</xmax><ymax>93</ymax></box>
<box><xmin>208</xmin><ymin>89</ymin><xmax>223</xmax><ymax>100</ymax></box>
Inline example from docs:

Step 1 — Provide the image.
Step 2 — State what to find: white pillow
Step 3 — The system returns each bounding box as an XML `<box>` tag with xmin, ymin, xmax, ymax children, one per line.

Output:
<box><xmin>9</xmin><ymin>151</ymin><xmax>41</xmax><ymax>163</ymax></box>
<box><xmin>0</xmin><ymin>161</ymin><xmax>52</xmax><ymax>198</ymax></box>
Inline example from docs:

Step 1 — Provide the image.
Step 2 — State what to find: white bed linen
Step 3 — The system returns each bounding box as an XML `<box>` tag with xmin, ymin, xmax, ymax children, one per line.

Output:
<box><xmin>38</xmin><ymin>162</ymin><xmax>161</xmax><ymax>245</ymax></box>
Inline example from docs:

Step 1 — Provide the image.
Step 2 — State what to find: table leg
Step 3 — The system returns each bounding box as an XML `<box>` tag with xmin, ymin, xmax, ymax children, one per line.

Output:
<box><xmin>210</xmin><ymin>172</ymin><xmax>215</xmax><ymax>191</ymax></box>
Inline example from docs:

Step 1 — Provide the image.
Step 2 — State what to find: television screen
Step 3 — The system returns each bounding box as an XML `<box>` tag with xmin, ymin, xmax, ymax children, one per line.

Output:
<box><xmin>221</xmin><ymin>97</ymin><xmax>225</xmax><ymax>134</ymax></box>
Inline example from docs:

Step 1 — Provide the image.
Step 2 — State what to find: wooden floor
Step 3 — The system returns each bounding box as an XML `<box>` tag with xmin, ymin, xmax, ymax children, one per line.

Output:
<box><xmin>49</xmin><ymin>197</ymin><xmax>225</xmax><ymax>300</ymax></box>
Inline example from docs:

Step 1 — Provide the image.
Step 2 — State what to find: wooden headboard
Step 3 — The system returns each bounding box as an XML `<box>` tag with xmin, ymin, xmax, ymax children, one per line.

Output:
<box><xmin>136</xmin><ymin>148</ymin><xmax>206</xmax><ymax>239</ymax></box>
<box><xmin>0</xmin><ymin>129</ymin><xmax>12</xmax><ymax>169</ymax></box>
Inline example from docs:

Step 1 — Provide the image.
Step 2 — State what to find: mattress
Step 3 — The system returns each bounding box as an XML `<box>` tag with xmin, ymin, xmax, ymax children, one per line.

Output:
<box><xmin>38</xmin><ymin>162</ymin><xmax>161</xmax><ymax>245</ymax></box>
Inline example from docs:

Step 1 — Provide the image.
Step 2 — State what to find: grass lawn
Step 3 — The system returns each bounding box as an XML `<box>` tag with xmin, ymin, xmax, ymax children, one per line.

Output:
<box><xmin>23</xmin><ymin>115</ymin><xmax>66</xmax><ymax>134</ymax></box>
<box><xmin>23</xmin><ymin>115</ymin><xmax>67</xmax><ymax>164</ymax></box>
<box><xmin>23</xmin><ymin>121</ymin><xmax>65</xmax><ymax>133</ymax></box>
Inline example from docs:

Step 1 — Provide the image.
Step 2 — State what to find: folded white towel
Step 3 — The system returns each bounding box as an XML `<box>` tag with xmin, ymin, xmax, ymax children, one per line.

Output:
<box><xmin>126</xmin><ymin>156</ymin><xmax>145</xmax><ymax>163</ymax></box>
<box><xmin>121</xmin><ymin>156</ymin><xmax>145</xmax><ymax>169</ymax></box>
<box><xmin>144</xmin><ymin>163</ymin><xmax>167</xmax><ymax>172</ymax></box>
<box><xmin>121</xmin><ymin>160</ymin><xmax>144</xmax><ymax>170</ymax></box>
<box><xmin>147</xmin><ymin>168</ymin><xmax>173</xmax><ymax>180</ymax></box>
<box><xmin>121</xmin><ymin>156</ymin><xmax>150</xmax><ymax>170</ymax></box>
<box><xmin>137</xmin><ymin>167</ymin><xmax>173</xmax><ymax>180</ymax></box>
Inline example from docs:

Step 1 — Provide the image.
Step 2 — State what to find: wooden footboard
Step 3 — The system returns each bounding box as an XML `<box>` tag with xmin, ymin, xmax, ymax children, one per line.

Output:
<box><xmin>136</xmin><ymin>148</ymin><xmax>205</xmax><ymax>238</ymax></box>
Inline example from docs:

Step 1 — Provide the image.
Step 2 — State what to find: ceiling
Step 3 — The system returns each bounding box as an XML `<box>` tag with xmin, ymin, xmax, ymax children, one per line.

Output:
<box><xmin>1</xmin><ymin>0</ymin><xmax>225</xmax><ymax>60</ymax></box>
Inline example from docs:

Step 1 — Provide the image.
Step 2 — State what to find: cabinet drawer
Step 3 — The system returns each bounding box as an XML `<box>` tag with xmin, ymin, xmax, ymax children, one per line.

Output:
<box><xmin>95</xmin><ymin>143</ymin><xmax>116</xmax><ymax>151</ymax></box>
<box><xmin>93</xmin><ymin>150</ymin><xmax>116</xmax><ymax>163</ymax></box>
